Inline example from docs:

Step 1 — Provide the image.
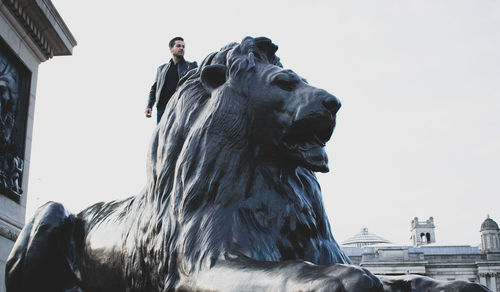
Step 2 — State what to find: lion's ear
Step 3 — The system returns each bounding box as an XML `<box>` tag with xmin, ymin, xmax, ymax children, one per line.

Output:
<box><xmin>200</xmin><ymin>64</ymin><xmax>227</xmax><ymax>92</ymax></box>
<box><xmin>254</xmin><ymin>37</ymin><xmax>278</xmax><ymax>62</ymax></box>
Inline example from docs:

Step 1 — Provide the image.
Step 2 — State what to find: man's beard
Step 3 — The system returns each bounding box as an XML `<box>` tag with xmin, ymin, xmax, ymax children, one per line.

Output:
<box><xmin>173</xmin><ymin>53</ymin><xmax>184</xmax><ymax>59</ymax></box>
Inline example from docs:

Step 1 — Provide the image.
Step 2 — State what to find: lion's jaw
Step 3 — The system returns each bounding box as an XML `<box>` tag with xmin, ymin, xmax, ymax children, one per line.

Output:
<box><xmin>281</xmin><ymin>108</ymin><xmax>336</xmax><ymax>173</ymax></box>
<box><xmin>282</xmin><ymin>95</ymin><xmax>339</xmax><ymax>172</ymax></box>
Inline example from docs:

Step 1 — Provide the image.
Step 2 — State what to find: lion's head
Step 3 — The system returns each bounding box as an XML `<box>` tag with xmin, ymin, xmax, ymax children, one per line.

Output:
<box><xmin>200</xmin><ymin>37</ymin><xmax>340</xmax><ymax>173</ymax></box>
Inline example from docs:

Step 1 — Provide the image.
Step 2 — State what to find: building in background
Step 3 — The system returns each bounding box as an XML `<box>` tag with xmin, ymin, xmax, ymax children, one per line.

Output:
<box><xmin>342</xmin><ymin>227</ymin><xmax>392</xmax><ymax>248</ymax></box>
<box><xmin>410</xmin><ymin>216</ymin><xmax>436</xmax><ymax>246</ymax></box>
<box><xmin>0</xmin><ymin>1</ymin><xmax>76</xmax><ymax>291</ymax></box>
<box><xmin>343</xmin><ymin>216</ymin><xmax>500</xmax><ymax>292</ymax></box>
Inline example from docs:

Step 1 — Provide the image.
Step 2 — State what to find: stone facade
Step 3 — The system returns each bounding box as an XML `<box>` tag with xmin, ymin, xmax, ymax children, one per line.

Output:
<box><xmin>0</xmin><ymin>1</ymin><xmax>75</xmax><ymax>291</ymax></box>
<box><xmin>343</xmin><ymin>216</ymin><xmax>500</xmax><ymax>292</ymax></box>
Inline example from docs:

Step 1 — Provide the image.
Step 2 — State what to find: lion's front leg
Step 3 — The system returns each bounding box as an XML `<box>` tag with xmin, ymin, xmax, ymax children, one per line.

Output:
<box><xmin>176</xmin><ymin>256</ymin><xmax>383</xmax><ymax>292</ymax></box>
<box><xmin>380</xmin><ymin>275</ymin><xmax>492</xmax><ymax>292</ymax></box>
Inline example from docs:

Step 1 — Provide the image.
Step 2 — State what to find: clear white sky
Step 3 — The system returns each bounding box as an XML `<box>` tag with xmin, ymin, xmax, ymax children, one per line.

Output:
<box><xmin>27</xmin><ymin>0</ymin><xmax>500</xmax><ymax>246</ymax></box>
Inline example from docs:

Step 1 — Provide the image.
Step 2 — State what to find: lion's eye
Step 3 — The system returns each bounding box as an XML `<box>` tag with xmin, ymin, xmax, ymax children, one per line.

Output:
<box><xmin>272</xmin><ymin>75</ymin><xmax>298</xmax><ymax>91</ymax></box>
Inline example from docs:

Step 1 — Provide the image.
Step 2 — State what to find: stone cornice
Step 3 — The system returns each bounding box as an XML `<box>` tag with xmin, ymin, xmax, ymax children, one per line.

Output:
<box><xmin>1</xmin><ymin>0</ymin><xmax>76</xmax><ymax>60</ymax></box>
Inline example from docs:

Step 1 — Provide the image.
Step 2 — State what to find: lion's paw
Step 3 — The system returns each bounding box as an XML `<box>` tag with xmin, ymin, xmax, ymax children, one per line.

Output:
<box><xmin>412</xmin><ymin>276</ymin><xmax>492</xmax><ymax>292</ymax></box>
<box><xmin>293</xmin><ymin>264</ymin><xmax>384</xmax><ymax>292</ymax></box>
<box><xmin>381</xmin><ymin>275</ymin><xmax>492</xmax><ymax>292</ymax></box>
<box><xmin>332</xmin><ymin>265</ymin><xmax>384</xmax><ymax>292</ymax></box>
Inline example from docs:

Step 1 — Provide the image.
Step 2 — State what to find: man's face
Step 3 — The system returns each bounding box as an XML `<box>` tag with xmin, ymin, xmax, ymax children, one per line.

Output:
<box><xmin>170</xmin><ymin>40</ymin><xmax>185</xmax><ymax>58</ymax></box>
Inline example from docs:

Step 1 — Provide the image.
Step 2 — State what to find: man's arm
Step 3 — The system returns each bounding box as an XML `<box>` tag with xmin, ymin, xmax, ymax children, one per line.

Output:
<box><xmin>146</xmin><ymin>81</ymin><xmax>157</xmax><ymax>118</ymax></box>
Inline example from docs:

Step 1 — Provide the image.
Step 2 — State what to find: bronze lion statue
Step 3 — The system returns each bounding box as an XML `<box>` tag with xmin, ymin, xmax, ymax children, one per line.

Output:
<box><xmin>5</xmin><ymin>37</ymin><xmax>490</xmax><ymax>292</ymax></box>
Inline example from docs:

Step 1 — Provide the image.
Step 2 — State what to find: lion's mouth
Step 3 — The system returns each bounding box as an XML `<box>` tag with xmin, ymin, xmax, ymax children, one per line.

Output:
<box><xmin>282</xmin><ymin>115</ymin><xmax>335</xmax><ymax>173</ymax></box>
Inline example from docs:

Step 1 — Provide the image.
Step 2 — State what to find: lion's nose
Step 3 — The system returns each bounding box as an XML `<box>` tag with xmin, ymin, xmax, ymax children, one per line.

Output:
<box><xmin>322</xmin><ymin>94</ymin><xmax>341</xmax><ymax>114</ymax></box>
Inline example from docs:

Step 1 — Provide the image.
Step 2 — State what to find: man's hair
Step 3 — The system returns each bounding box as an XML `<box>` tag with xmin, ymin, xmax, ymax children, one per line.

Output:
<box><xmin>169</xmin><ymin>37</ymin><xmax>184</xmax><ymax>48</ymax></box>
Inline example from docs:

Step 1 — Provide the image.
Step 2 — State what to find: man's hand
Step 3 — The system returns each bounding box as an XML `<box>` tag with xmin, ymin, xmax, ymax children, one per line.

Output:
<box><xmin>145</xmin><ymin>108</ymin><xmax>152</xmax><ymax>118</ymax></box>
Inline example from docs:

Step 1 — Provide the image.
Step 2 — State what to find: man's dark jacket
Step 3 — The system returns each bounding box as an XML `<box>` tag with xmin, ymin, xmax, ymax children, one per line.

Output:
<box><xmin>147</xmin><ymin>58</ymin><xmax>198</xmax><ymax>109</ymax></box>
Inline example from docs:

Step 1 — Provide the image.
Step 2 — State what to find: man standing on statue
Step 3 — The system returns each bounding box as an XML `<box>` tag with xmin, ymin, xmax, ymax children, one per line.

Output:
<box><xmin>145</xmin><ymin>36</ymin><xmax>198</xmax><ymax>123</ymax></box>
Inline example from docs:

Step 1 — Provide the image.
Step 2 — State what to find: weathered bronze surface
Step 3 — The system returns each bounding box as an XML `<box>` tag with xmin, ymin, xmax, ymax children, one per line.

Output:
<box><xmin>5</xmin><ymin>37</ymin><xmax>490</xmax><ymax>292</ymax></box>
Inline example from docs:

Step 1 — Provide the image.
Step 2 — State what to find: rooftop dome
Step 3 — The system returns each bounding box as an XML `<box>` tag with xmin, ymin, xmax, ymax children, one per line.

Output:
<box><xmin>480</xmin><ymin>215</ymin><xmax>499</xmax><ymax>232</ymax></box>
<box><xmin>341</xmin><ymin>228</ymin><xmax>392</xmax><ymax>248</ymax></box>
